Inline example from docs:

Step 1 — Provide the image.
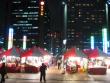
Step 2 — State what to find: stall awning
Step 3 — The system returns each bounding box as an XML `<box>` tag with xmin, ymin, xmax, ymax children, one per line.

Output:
<box><xmin>64</xmin><ymin>47</ymin><xmax>87</xmax><ymax>60</ymax></box>
<box><xmin>21</xmin><ymin>46</ymin><xmax>51</xmax><ymax>57</ymax></box>
<box><xmin>0</xmin><ymin>46</ymin><xmax>20</xmax><ymax>57</ymax></box>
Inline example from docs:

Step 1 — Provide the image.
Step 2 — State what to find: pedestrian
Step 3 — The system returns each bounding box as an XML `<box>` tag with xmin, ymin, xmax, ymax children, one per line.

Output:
<box><xmin>39</xmin><ymin>63</ymin><xmax>47</xmax><ymax>82</ymax></box>
<box><xmin>57</xmin><ymin>59</ymin><xmax>61</xmax><ymax>69</ymax></box>
<box><xmin>0</xmin><ymin>63</ymin><xmax>7</xmax><ymax>83</ymax></box>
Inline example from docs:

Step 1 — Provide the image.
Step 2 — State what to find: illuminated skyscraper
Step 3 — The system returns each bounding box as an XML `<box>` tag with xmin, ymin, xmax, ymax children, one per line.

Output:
<box><xmin>5</xmin><ymin>0</ymin><xmax>50</xmax><ymax>48</ymax></box>
<box><xmin>63</xmin><ymin>0</ymin><xmax>107</xmax><ymax>49</ymax></box>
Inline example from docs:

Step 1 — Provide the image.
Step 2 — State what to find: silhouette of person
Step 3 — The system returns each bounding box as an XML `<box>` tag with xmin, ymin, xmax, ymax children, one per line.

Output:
<box><xmin>0</xmin><ymin>63</ymin><xmax>7</xmax><ymax>83</ymax></box>
<box><xmin>39</xmin><ymin>63</ymin><xmax>47</xmax><ymax>82</ymax></box>
<box><xmin>57</xmin><ymin>59</ymin><xmax>61</xmax><ymax>69</ymax></box>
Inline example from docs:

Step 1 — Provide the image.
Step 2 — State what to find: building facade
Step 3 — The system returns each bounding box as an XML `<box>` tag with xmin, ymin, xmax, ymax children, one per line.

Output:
<box><xmin>62</xmin><ymin>0</ymin><xmax>107</xmax><ymax>50</ymax></box>
<box><xmin>4</xmin><ymin>0</ymin><xmax>50</xmax><ymax>49</ymax></box>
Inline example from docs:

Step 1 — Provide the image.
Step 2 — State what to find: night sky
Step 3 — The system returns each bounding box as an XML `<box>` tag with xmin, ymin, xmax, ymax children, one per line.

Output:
<box><xmin>0</xmin><ymin>0</ymin><xmax>5</xmax><ymax>30</ymax></box>
<box><xmin>0</xmin><ymin>0</ymin><xmax>62</xmax><ymax>32</ymax></box>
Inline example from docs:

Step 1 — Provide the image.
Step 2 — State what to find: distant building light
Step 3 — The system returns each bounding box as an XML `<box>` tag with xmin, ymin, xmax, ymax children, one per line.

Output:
<box><xmin>63</xmin><ymin>39</ymin><xmax>67</xmax><ymax>45</ymax></box>
<box><xmin>102</xmin><ymin>28</ymin><xmax>108</xmax><ymax>53</ymax></box>
<box><xmin>40</xmin><ymin>1</ymin><xmax>44</xmax><ymax>5</ymax></box>
<box><xmin>91</xmin><ymin>36</ymin><xmax>94</xmax><ymax>49</ymax></box>
<box><xmin>8</xmin><ymin>28</ymin><xmax>14</xmax><ymax>49</ymax></box>
<box><xmin>32</xmin><ymin>27</ymin><xmax>38</xmax><ymax>29</ymax></box>
<box><xmin>107</xmin><ymin>0</ymin><xmax>110</xmax><ymax>5</ymax></box>
<box><xmin>0</xmin><ymin>41</ymin><xmax>3</xmax><ymax>44</ymax></box>
<box><xmin>23</xmin><ymin>35</ymin><xmax>27</xmax><ymax>50</ymax></box>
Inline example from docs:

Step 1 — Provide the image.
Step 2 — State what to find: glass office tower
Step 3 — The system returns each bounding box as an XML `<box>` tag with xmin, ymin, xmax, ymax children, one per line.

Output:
<box><xmin>5</xmin><ymin>0</ymin><xmax>50</xmax><ymax>49</ymax></box>
<box><xmin>63</xmin><ymin>0</ymin><xmax>106</xmax><ymax>49</ymax></box>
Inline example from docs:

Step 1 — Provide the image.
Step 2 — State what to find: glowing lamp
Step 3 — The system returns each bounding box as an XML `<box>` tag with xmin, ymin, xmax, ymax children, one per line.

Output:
<box><xmin>8</xmin><ymin>28</ymin><xmax>14</xmax><ymax>49</ymax></box>
<box><xmin>40</xmin><ymin>1</ymin><xmax>44</xmax><ymax>5</ymax></box>
<box><xmin>90</xmin><ymin>36</ymin><xmax>94</xmax><ymax>49</ymax></box>
<box><xmin>23</xmin><ymin>35</ymin><xmax>27</xmax><ymax>50</ymax></box>
<box><xmin>102</xmin><ymin>28</ymin><xmax>108</xmax><ymax>53</ymax></box>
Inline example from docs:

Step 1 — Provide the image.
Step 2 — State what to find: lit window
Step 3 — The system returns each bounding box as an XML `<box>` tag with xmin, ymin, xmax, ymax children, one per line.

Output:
<box><xmin>91</xmin><ymin>18</ymin><xmax>95</xmax><ymax>20</ymax></box>
<box><xmin>22</xmin><ymin>15</ymin><xmax>27</xmax><ymax>17</ymax></box>
<box><xmin>31</xmin><ymin>1</ymin><xmax>36</xmax><ymax>3</ymax></box>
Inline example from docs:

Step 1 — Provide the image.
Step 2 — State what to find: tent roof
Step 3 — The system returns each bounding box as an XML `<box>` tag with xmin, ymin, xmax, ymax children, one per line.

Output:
<box><xmin>21</xmin><ymin>46</ymin><xmax>50</xmax><ymax>57</ymax></box>
<box><xmin>85</xmin><ymin>48</ymin><xmax>109</xmax><ymax>58</ymax></box>
<box><xmin>0</xmin><ymin>46</ymin><xmax>20</xmax><ymax>57</ymax></box>
<box><xmin>64</xmin><ymin>47</ymin><xmax>87</xmax><ymax>60</ymax></box>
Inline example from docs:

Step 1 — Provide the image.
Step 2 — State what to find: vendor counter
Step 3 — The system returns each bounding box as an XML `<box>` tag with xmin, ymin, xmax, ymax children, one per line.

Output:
<box><xmin>6</xmin><ymin>64</ymin><xmax>39</xmax><ymax>73</ymax></box>
<box><xmin>88</xmin><ymin>67</ymin><xmax>107</xmax><ymax>75</ymax></box>
<box><xmin>24</xmin><ymin>66</ymin><xmax>39</xmax><ymax>73</ymax></box>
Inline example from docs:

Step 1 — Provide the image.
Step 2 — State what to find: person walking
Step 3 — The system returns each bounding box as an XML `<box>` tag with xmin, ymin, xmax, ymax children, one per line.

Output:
<box><xmin>0</xmin><ymin>63</ymin><xmax>7</xmax><ymax>83</ymax></box>
<box><xmin>39</xmin><ymin>63</ymin><xmax>47</xmax><ymax>82</ymax></box>
<box><xmin>57</xmin><ymin>59</ymin><xmax>61</xmax><ymax>69</ymax></box>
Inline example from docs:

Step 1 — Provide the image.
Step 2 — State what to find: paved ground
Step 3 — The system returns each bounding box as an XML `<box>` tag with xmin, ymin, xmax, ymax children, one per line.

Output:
<box><xmin>1</xmin><ymin>66</ymin><xmax>110</xmax><ymax>83</ymax></box>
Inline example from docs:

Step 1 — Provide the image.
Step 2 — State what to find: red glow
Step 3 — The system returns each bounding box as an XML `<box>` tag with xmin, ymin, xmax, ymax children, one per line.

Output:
<box><xmin>64</xmin><ymin>48</ymin><xmax>76</xmax><ymax>60</ymax></box>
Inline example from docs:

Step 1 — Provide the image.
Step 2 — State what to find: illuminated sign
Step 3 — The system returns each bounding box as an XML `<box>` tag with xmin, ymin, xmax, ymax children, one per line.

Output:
<box><xmin>23</xmin><ymin>35</ymin><xmax>27</xmax><ymax>50</ymax></box>
<box><xmin>102</xmin><ymin>28</ymin><xmax>108</xmax><ymax>53</ymax></box>
<box><xmin>40</xmin><ymin>1</ymin><xmax>45</xmax><ymax>16</ymax></box>
<box><xmin>8</xmin><ymin>28</ymin><xmax>14</xmax><ymax>49</ymax></box>
<box><xmin>91</xmin><ymin>36</ymin><xmax>94</xmax><ymax>49</ymax></box>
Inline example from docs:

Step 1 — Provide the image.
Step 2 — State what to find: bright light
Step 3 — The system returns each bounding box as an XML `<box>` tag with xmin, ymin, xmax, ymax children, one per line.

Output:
<box><xmin>23</xmin><ymin>35</ymin><xmax>27</xmax><ymax>50</ymax></box>
<box><xmin>8</xmin><ymin>28</ymin><xmax>14</xmax><ymax>49</ymax></box>
<box><xmin>107</xmin><ymin>0</ymin><xmax>110</xmax><ymax>5</ymax></box>
<box><xmin>43</xmin><ymin>55</ymin><xmax>51</xmax><ymax>62</ymax></box>
<box><xmin>63</xmin><ymin>39</ymin><xmax>67</xmax><ymax>45</ymax></box>
<box><xmin>40</xmin><ymin>1</ymin><xmax>45</xmax><ymax>16</ymax></box>
<box><xmin>91</xmin><ymin>36</ymin><xmax>94</xmax><ymax>49</ymax></box>
<box><xmin>40</xmin><ymin>1</ymin><xmax>44</xmax><ymax>5</ymax></box>
<box><xmin>102</xmin><ymin>28</ymin><xmax>108</xmax><ymax>53</ymax></box>
<box><xmin>96</xmin><ymin>57</ymin><xmax>104</xmax><ymax>60</ymax></box>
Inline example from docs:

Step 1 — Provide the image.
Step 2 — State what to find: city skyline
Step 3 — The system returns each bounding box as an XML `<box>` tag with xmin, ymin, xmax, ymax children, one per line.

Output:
<box><xmin>0</xmin><ymin>0</ymin><xmax>62</xmax><ymax>31</ymax></box>
<box><xmin>0</xmin><ymin>0</ymin><xmax>109</xmax><ymax>32</ymax></box>
<box><xmin>0</xmin><ymin>0</ymin><xmax>110</xmax><ymax>55</ymax></box>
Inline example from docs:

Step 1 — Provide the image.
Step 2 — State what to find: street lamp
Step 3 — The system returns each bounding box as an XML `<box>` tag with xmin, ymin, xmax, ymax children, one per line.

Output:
<box><xmin>23</xmin><ymin>35</ymin><xmax>27</xmax><ymax>50</ymax></box>
<box><xmin>102</xmin><ymin>28</ymin><xmax>108</xmax><ymax>53</ymax></box>
<box><xmin>8</xmin><ymin>28</ymin><xmax>14</xmax><ymax>49</ymax></box>
<box><xmin>90</xmin><ymin>36</ymin><xmax>94</xmax><ymax>50</ymax></box>
<box><xmin>62</xmin><ymin>1</ymin><xmax>67</xmax><ymax>50</ymax></box>
<box><xmin>105</xmin><ymin>3</ymin><xmax>109</xmax><ymax>29</ymax></box>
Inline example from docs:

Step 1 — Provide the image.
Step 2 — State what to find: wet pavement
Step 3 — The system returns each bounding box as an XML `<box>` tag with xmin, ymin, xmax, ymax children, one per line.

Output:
<box><xmin>1</xmin><ymin>66</ymin><xmax>110</xmax><ymax>83</ymax></box>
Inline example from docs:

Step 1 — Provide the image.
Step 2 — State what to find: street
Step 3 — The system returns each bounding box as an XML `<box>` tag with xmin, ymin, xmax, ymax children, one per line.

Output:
<box><xmin>1</xmin><ymin>66</ymin><xmax>110</xmax><ymax>83</ymax></box>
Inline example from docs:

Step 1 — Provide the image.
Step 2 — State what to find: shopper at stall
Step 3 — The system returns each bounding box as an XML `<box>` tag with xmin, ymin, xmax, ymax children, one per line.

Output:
<box><xmin>0</xmin><ymin>63</ymin><xmax>7</xmax><ymax>83</ymax></box>
<box><xmin>40</xmin><ymin>63</ymin><xmax>47</xmax><ymax>82</ymax></box>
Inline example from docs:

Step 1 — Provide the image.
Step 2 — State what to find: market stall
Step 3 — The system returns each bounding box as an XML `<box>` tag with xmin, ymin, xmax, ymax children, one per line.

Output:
<box><xmin>21</xmin><ymin>46</ymin><xmax>52</xmax><ymax>73</ymax></box>
<box><xmin>0</xmin><ymin>46</ymin><xmax>21</xmax><ymax>73</ymax></box>
<box><xmin>63</xmin><ymin>47</ymin><xmax>87</xmax><ymax>74</ymax></box>
<box><xmin>86</xmin><ymin>48</ymin><xmax>109</xmax><ymax>75</ymax></box>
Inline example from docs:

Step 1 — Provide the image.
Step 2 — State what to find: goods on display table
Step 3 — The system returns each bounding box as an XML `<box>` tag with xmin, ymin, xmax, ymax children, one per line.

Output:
<box><xmin>88</xmin><ymin>57</ymin><xmax>107</xmax><ymax>75</ymax></box>
<box><xmin>65</xmin><ymin>57</ymin><xmax>88</xmax><ymax>74</ymax></box>
<box><xmin>0</xmin><ymin>55</ymin><xmax>21</xmax><ymax>73</ymax></box>
<box><xmin>20</xmin><ymin>55</ymin><xmax>51</xmax><ymax>73</ymax></box>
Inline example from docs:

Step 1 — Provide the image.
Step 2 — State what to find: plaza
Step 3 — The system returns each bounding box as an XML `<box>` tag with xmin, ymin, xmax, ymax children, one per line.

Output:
<box><xmin>2</xmin><ymin>66</ymin><xmax>110</xmax><ymax>83</ymax></box>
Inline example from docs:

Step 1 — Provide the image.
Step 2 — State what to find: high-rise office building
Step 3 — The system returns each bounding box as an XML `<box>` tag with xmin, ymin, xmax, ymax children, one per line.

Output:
<box><xmin>62</xmin><ymin>0</ymin><xmax>107</xmax><ymax>49</ymax></box>
<box><xmin>4</xmin><ymin>0</ymin><xmax>50</xmax><ymax>49</ymax></box>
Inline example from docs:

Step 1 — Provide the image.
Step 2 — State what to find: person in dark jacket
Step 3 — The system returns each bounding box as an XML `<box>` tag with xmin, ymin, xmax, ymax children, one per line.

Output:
<box><xmin>0</xmin><ymin>63</ymin><xmax>7</xmax><ymax>83</ymax></box>
<box><xmin>39</xmin><ymin>63</ymin><xmax>47</xmax><ymax>82</ymax></box>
